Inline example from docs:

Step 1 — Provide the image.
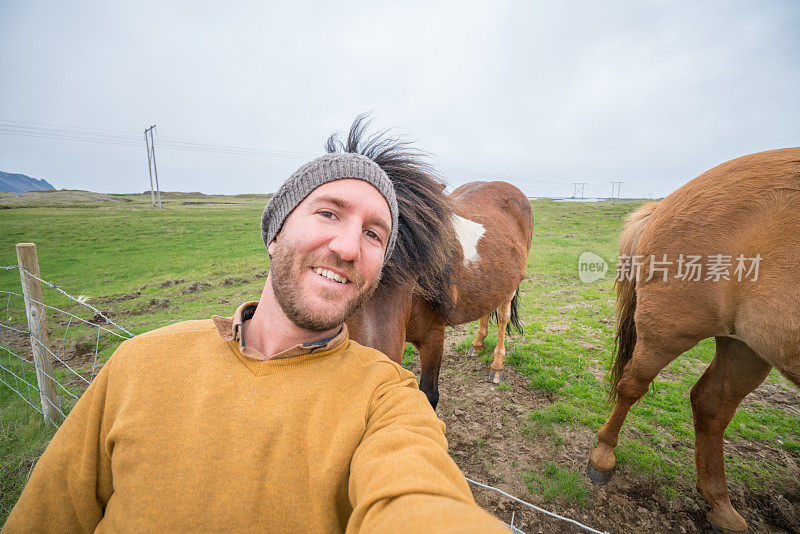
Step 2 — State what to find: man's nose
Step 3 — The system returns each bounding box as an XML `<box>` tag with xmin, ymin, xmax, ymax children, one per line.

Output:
<box><xmin>328</xmin><ymin>222</ymin><xmax>361</xmax><ymax>262</ymax></box>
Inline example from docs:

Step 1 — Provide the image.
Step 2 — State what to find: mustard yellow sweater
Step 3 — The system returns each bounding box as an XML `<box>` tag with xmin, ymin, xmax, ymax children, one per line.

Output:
<box><xmin>5</xmin><ymin>319</ymin><xmax>504</xmax><ymax>533</ymax></box>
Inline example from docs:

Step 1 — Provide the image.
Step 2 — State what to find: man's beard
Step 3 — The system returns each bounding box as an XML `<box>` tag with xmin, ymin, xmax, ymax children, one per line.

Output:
<box><xmin>270</xmin><ymin>244</ymin><xmax>382</xmax><ymax>332</ymax></box>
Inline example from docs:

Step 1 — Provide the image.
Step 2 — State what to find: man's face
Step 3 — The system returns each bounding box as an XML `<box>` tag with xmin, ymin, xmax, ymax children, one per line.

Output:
<box><xmin>268</xmin><ymin>179</ymin><xmax>392</xmax><ymax>332</ymax></box>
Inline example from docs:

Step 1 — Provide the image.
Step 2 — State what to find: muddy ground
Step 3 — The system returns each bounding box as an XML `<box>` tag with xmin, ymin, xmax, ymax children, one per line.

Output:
<box><xmin>422</xmin><ymin>327</ymin><xmax>800</xmax><ymax>534</ymax></box>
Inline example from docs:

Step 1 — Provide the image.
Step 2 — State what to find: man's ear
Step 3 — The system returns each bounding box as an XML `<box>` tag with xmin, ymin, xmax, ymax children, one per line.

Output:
<box><xmin>267</xmin><ymin>239</ymin><xmax>277</xmax><ymax>257</ymax></box>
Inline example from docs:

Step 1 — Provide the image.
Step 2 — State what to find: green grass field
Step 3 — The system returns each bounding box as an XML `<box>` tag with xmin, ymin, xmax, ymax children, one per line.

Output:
<box><xmin>1</xmin><ymin>192</ymin><xmax>798</xmax><ymax>523</ymax></box>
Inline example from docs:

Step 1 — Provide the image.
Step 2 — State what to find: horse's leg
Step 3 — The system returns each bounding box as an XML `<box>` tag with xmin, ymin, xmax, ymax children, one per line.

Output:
<box><xmin>467</xmin><ymin>315</ymin><xmax>490</xmax><ymax>357</ymax></box>
<box><xmin>488</xmin><ymin>297</ymin><xmax>513</xmax><ymax>384</ymax></box>
<box><xmin>415</xmin><ymin>324</ymin><xmax>446</xmax><ymax>410</ymax></box>
<box><xmin>588</xmin><ymin>334</ymin><xmax>693</xmax><ymax>483</ymax></box>
<box><xmin>691</xmin><ymin>337</ymin><xmax>771</xmax><ymax>533</ymax></box>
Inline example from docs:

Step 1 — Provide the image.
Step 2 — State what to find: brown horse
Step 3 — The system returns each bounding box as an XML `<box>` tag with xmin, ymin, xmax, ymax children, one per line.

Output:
<box><xmin>450</xmin><ymin>181</ymin><xmax>531</xmax><ymax>385</ymax></box>
<box><xmin>327</xmin><ymin>118</ymin><xmax>533</xmax><ymax>409</ymax></box>
<box><xmin>357</xmin><ymin>182</ymin><xmax>532</xmax><ymax>409</ymax></box>
<box><xmin>587</xmin><ymin>147</ymin><xmax>800</xmax><ymax>533</ymax></box>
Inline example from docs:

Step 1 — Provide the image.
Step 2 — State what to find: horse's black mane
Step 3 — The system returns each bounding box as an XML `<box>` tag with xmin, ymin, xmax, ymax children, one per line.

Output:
<box><xmin>326</xmin><ymin>114</ymin><xmax>457</xmax><ymax>316</ymax></box>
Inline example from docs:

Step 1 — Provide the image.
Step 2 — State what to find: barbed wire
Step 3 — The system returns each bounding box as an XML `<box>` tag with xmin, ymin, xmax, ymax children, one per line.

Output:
<box><xmin>1</xmin><ymin>265</ymin><xmax>135</xmax><ymax>427</ymax></box>
<box><xmin>6</xmin><ymin>266</ymin><xmax>134</xmax><ymax>337</ymax></box>
<box><xmin>0</xmin><ymin>327</ymin><xmax>67</xmax><ymax>426</ymax></box>
<box><xmin>2</xmin><ymin>289</ymin><xmax>131</xmax><ymax>340</ymax></box>
<box><xmin>0</xmin><ymin>298</ymin><xmax>97</xmax><ymax>390</ymax></box>
<box><xmin>466</xmin><ymin>476</ymin><xmax>606</xmax><ymax>534</ymax></box>
<box><xmin>0</xmin><ymin>351</ymin><xmax>46</xmax><ymax>416</ymax></box>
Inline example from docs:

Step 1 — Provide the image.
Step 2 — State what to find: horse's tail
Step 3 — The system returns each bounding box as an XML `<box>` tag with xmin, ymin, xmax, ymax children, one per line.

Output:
<box><xmin>508</xmin><ymin>287</ymin><xmax>522</xmax><ymax>335</ymax></box>
<box><xmin>489</xmin><ymin>287</ymin><xmax>523</xmax><ymax>335</ymax></box>
<box><xmin>609</xmin><ymin>202</ymin><xmax>659</xmax><ymax>402</ymax></box>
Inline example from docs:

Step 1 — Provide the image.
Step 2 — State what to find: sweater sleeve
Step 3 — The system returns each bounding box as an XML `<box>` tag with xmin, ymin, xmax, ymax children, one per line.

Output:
<box><xmin>4</xmin><ymin>353</ymin><xmax>117</xmax><ymax>533</ymax></box>
<box><xmin>346</xmin><ymin>365</ymin><xmax>507</xmax><ymax>534</ymax></box>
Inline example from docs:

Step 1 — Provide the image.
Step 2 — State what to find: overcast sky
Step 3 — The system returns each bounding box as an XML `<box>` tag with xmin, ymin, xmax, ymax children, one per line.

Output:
<box><xmin>1</xmin><ymin>1</ymin><xmax>798</xmax><ymax>199</ymax></box>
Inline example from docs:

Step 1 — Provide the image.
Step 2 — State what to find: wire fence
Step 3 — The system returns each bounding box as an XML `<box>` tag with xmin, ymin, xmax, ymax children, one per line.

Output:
<box><xmin>0</xmin><ymin>263</ymin><xmax>133</xmax><ymax>427</ymax></box>
<box><xmin>466</xmin><ymin>476</ymin><xmax>605</xmax><ymax>534</ymax></box>
<box><xmin>0</xmin><ymin>260</ymin><xmax>605</xmax><ymax>533</ymax></box>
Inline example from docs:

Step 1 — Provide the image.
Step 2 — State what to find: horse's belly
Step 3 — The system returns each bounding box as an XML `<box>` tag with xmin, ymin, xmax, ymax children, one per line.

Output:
<box><xmin>447</xmin><ymin>264</ymin><xmax>523</xmax><ymax>325</ymax></box>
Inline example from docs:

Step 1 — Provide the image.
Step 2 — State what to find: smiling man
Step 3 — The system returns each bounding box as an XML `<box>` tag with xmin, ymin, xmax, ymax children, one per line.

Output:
<box><xmin>5</xmin><ymin>124</ymin><xmax>506</xmax><ymax>533</ymax></box>
<box><xmin>250</xmin><ymin>172</ymin><xmax>394</xmax><ymax>356</ymax></box>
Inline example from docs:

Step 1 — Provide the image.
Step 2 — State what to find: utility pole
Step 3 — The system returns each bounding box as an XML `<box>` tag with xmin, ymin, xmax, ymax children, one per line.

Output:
<box><xmin>571</xmin><ymin>182</ymin><xmax>586</xmax><ymax>202</ymax></box>
<box><xmin>144</xmin><ymin>125</ymin><xmax>162</xmax><ymax>209</ymax></box>
<box><xmin>610</xmin><ymin>181</ymin><xmax>623</xmax><ymax>203</ymax></box>
<box><xmin>144</xmin><ymin>129</ymin><xmax>155</xmax><ymax>207</ymax></box>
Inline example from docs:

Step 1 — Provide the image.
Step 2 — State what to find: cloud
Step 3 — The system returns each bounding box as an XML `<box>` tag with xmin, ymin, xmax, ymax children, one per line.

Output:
<box><xmin>1</xmin><ymin>1</ymin><xmax>798</xmax><ymax>198</ymax></box>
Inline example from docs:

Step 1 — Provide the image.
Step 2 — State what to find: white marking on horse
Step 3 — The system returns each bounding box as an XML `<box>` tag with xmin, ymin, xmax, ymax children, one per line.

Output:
<box><xmin>452</xmin><ymin>214</ymin><xmax>485</xmax><ymax>264</ymax></box>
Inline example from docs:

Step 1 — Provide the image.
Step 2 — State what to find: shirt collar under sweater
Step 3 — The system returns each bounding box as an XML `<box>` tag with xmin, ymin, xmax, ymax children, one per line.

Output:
<box><xmin>211</xmin><ymin>301</ymin><xmax>347</xmax><ymax>361</ymax></box>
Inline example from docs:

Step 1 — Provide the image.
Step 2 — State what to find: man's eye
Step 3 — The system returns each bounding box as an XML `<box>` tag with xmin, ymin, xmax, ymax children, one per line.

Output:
<box><xmin>364</xmin><ymin>229</ymin><xmax>382</xmax><ymax>243</ymax></box>
<box><xmin>318</xmin><ymin>210</ymin><xmax>336</xmax><ymax>219</ymax></box>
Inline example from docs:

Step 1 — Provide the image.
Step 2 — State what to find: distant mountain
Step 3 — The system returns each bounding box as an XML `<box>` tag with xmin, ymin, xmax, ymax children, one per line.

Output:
<box><xmin>0</xmin><ymin>171</ymin><xmax>55</xmax><ymax>193</ymax></box>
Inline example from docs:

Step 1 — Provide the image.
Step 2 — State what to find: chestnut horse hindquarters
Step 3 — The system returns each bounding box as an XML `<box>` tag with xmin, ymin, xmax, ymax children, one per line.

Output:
<box><xmin>446</xmin><ymin>181</ymin><xmax>533</xmax><ymax>324</ymax></box>
<box><xmin>588</xmin><ymin>147</ymin><xmax>800</xmax><ymax>534</ymax></box>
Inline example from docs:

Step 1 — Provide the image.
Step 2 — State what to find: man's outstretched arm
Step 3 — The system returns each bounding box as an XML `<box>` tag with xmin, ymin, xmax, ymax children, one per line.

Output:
<box><xmin>347</xmin><ymin>364</ymin><xmax>507</xmax><ymax>533</ymax></box>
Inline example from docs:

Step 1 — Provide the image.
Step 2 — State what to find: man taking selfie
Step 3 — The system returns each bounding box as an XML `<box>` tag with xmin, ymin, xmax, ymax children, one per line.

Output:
<box><xmin>6</xmin><ymin>120</ymin><xmax>505</xmax><ymax>533</ymax></box>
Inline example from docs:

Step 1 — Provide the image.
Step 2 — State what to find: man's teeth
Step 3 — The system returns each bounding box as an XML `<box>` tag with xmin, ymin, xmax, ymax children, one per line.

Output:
<box><xmin>313</xmin><ymin>267</ymin><xmax>349</xmax><ymax>284</ymax></box>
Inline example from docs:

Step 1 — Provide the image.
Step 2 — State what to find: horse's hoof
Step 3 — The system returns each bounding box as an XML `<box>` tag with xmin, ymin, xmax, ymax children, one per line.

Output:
<box><xmin>489</xmin><ymin>370</ymin><xmax>504</xmax><ymax>384</ymax></box>
<box><xmin>467</xmin><ymin>346</ymin><xmax>481</xmax><ymax>357</ymax></box>
<box><xmin>586</xmin><ymin>458</ymin><xmax>614</xmax><ymax>485</ymax></box>
<box><xmin>707</xmin><ymin>510</ymin><xmax>748</xmax><ymax>534</ymax></box>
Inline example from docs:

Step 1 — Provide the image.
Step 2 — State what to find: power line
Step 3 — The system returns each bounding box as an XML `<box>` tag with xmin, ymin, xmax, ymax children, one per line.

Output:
<box><xmin>1</xmin><ymin>118</ymin><xmax>618</xmax><ymax>194</ymax></box>
<box><xmin>0</xmin><ymin>127</ymin><xmax>141</xmax><ymax>147</ymax></box>
<box><xmin>438</xmin><ymin>164</ymin><xmax>567</xmax><ymax>186</ymax></box>
<box><xmin>156</xmin><ymin>133</ymin><xmax>315</xmax><ymax>159</ymax></box>
<box><xmin>0</xmin><ymin>118</ymin><xmax>144</xmax><ymax>136</ymax></box>
<box><xmin>0</xmin><ymin>120</ymin><xmax>311</xmax><ymax>159</ymax></box>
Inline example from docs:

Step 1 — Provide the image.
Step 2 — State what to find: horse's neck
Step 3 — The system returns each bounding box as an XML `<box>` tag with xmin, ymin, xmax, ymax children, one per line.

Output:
<box><xmin>347</xmin><ymin>282</ymin><xmax>413</xmax><ymax>364</ymax></box>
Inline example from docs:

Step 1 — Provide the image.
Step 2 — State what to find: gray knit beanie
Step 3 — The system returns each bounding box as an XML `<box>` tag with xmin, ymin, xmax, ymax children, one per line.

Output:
<box><xmin>261</xmin><ymin>153</ymin><xmax>399</xmax><ymax>262</ymax></box>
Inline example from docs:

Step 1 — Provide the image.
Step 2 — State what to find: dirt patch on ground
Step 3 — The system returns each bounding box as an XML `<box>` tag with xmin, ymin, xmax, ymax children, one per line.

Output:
<box><xmin>128</xmin><ymin>298</ymin><xmax>171</xmax><ymax>315</ymax></box>
<box><xmin>159</xmin><ymin>279</ymin><xmax>186</xmax><ymax>289</ymax></box>
<box><xmin>182</xmin><ymin>282</ymin><xmax>212</xmax><ymax>294</ymax></box>
<box><xmin>544</xmin><ymin>321</ymin><xmax>571</xmax><ymax>334</ymax></box>
<box><xmin>743</xmin><ymin>382</ymin><xmax>800</xmax><ymax>419</ymax></box>
<box><xmin>95</xmin><ymin>291</ymin><xmax>141</xmax><ymax>304</ymax></box>
<box><xmin>222</xmin><ymin>276</ymin><xmax>250</xmax><ymax>286</ymax></box>
<box><xmin>426</xmin><ymin>331</ymin><xmax>800</xmax><ymax>533</ymax></box>
<box><xmin>87</xmin><ymin>311</ymin><xmax>116</xmax><ymax>324</ymax></box>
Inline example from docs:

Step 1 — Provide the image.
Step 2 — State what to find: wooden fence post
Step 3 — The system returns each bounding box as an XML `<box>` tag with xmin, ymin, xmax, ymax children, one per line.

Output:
<box><xmin>16</xmin><ymin>243</ymin><xmax>62</xmax><ymax>424</ymax></box>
